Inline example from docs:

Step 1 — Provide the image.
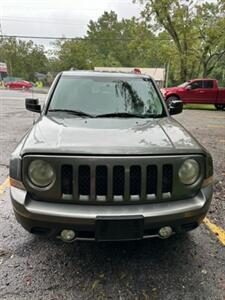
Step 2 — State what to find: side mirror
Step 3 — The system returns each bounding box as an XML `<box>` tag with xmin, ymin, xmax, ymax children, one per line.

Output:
<box><xmin>25</xmin><ymin>98</ymin><xmax>41</xmax><ymax>113</ymax></box>
<box><xmin>186</xmin><ymin>85</ymin><xmax>192</xmax><ymax>90</ymax></box>
<box><xmin>169</xmin><ymin>99</ymin><xmax>183</xmax><ymax>115</ymax></box>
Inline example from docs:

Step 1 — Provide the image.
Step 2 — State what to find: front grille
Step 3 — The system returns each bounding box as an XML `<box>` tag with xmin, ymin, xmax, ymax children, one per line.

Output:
<box><xmin>24</xmin><ymin>154</ymin><xmax>204</xmax><ymax>204</ymax></box>
<box><xmin>61</xmin><ymin>163</ymin><xmax>173</xmax><ymax>203</ymax></box>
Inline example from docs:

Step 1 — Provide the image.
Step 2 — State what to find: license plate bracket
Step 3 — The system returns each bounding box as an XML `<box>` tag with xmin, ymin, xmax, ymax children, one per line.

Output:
<box><xmin>95</xmin><ymin>215</ymin><xmax>144</xmax><ymax>241</ymax></box>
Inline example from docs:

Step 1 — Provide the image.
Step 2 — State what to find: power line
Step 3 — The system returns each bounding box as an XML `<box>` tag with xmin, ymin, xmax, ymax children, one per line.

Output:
<box><xmin>0</xmin><ymin>34</ymin><xmax>204</xmax><ymax>42</ymax></box>
<box><xmin>1</xmin><ymin>17</ymin><xmax>87</xmax><ymax>26</ymax></box>
<box><xmin>0</xmin><ymin>32</ymin><xmax>197</xmax><ymax>41</ymax></box>
<box><xmin>0</xmin><ymin>34</ymin><xmax>81</xmax><ymax>40</ymax></box>
<box><xmin>2</xmin><ymin>0</ymin><xmax>134</xmax><ymax>3</ymax></box>
<box><xmin>0</xmin><ymin>34</ymin><xmax>175</xmax><ymax>41</ymax></box>
<box><xmin>1</xmin><ymin>0</ymin><xmax>135</xmax><ymax>5</ymax></box>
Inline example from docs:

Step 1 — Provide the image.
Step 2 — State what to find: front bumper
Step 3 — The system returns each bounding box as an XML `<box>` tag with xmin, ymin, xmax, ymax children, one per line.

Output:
<box><xmin>11</xmin><ymin>185</ymin><xmax>213</xmax><ymax>240</ymax></box>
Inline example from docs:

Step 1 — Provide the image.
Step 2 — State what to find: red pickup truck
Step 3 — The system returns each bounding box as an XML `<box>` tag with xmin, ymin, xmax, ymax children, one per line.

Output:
<box><xmin>162</xmin><ymin>79</ymin><xmax>225</xmax><ymax>110</ymax></box>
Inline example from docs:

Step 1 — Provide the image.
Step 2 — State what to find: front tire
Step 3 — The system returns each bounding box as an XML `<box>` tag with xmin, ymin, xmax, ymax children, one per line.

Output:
<box><xmin>215</xmin><ymin>104</ymin><xmax>225</xmax><ymax>110</ymax></box>
<box><xmin>166</xmin><ymin>96</ymin><xmax>179</xmax><ymax>109</ymax></box>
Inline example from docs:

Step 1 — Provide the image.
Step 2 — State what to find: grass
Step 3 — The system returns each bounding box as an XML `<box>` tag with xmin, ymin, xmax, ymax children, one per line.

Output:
<box><xmin>183</xmin><ymin>104</ymin><xmax>216</xmax><ymax>110</ymax></box>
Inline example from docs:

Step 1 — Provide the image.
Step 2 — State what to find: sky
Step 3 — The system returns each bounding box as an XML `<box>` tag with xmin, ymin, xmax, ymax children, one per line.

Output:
<box><xmin>0</xmin><ymin>0</ymin><xmax>143</xmax><ymax>48</ymax></box>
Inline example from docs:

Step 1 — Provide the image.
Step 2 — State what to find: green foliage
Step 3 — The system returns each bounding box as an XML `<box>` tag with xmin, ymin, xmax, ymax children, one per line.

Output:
<box><xmin>54</xmin><ymin>2</ymin><xmax>225</xmax><ymax>84</ymax></box>
<box><xmin>136</xmin><ymin>0</ymin><xmax>225</xmax><ymax>82</ymax></box>
<box><xmin>0</xmin><ymin>38</ymin><xmax>48</xmax><ymax>81</ymax></box>
<box><xmin>194</xmin><ymin>2</ymin><xmax>225</xmax><ymax>77</ymax></box>
<box><xmin>54</xmin><ymin>12</ymin><xmax>163</xmax><ymax>71</ymax></box>
<box><xmin>1</xmin><ymin>1</ymin><xmax>225</xmax><ymax>85</ymax></box>
<box><xmin>56</xmin><ymin>39</ymin><xmax>93</xmax><ymax>70</ymax></box>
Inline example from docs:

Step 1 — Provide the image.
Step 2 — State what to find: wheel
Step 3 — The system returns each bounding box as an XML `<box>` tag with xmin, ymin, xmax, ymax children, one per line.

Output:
<box><xmin>215</xmin><ymin>104</ymin><xmax>225</xmax><ymax>110</ymax></box>
<box><xmin>166</xmin><ymin>96</ymin><xmax>179</xmax><ymax>108</ymax></box>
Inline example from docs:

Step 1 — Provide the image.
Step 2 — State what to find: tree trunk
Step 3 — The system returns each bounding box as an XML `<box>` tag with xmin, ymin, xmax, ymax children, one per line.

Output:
<box><xmin>180</xmin><ymin>55</ymin><xmax>188</xmax><ymax>82</ymax></box>
<box><xmin>202</xmin><ymin>61</ymin><xmax>208</xmax><ymax>78</ymax></box>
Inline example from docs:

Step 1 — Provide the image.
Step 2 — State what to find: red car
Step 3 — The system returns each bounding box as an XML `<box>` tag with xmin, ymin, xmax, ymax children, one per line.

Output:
<box><xmin>5</xmin><ymin>80</ymin><xmax>32</xmax><ymax>90</ymax></box>
<box><xmin>162</xmin><ymin>79</ymin><xmax>225</xmax><ymax>110</ymax></box>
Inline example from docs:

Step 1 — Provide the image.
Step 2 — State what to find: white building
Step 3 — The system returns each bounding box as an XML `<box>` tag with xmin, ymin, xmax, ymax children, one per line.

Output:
<box><xmin>94</xmin><ymin>67</ymin><xmax>166</xmax><ymax>88</ymax></box>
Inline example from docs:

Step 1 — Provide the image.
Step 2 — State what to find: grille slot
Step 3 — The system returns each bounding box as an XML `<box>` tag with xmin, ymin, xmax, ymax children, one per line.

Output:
<box><xmin>162</xmin><ymin>165</ymin><xmax>173</xmax><ymax>193</ymax></box>
<box><xmin>113</xmin><ymin>166</ymin><xmax>125</xmax><ymax>196</ymax></box>
<box><xmin>146</xmin><ymin>165</ymin><xmax>157</xmax><ymax>195</ymax></box>
<box><xmin>96</xmin><ymin>166</ymin><xmax>108</xmax><ymax>196</ymax></box>
<box><xmin>130</xmin><ymin>166</ymin><xmax>141</xmax><ymax>195</ymax></box>
<box><xmin>61</xmin><ymin>165</ymin><xmax>73</xmax><ymax>195</ymax></box>
<box><xmin>79</xmin><ymin>165</ymin><xmax>91</xmax><ymax>195</ymax></box>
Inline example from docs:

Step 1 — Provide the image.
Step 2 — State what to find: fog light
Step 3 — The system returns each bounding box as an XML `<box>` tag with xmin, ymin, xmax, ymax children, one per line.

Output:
<box><xmin>158</xmin><ymin>226</ymin><xmax>173</xmax><ymax>239</ymax></box>
<box><xmin>60</xmin><ymin>229</ymin><xmax>76</xmax><ymax>242</ymax></box>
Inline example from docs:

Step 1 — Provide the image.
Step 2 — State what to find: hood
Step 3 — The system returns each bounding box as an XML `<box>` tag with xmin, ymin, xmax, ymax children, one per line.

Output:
<box><xmin>163</xmin><ymin>86</ymin><xmax>186</xmax><ymax>94</ymax></box>
<box><xmin>161</xmin><ymin>87</ymin><xmax>178</xmax><ymax>96</ymax></box>
<box><xmin>163</xmin><ymin>86</ymin><xmax>179</xmax><ymax>92</ymax></box>
<box><xmin>21</xmin><ymin>115</ymin><xmax>202</xmax><ymax>156</ymax></box>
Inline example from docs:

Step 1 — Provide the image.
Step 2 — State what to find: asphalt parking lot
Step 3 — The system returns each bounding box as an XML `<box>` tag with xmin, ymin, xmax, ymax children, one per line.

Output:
<box><xmin>0</xmin><ymin>90</ymin><xmax>224</xmax><ymax>300</ymax></box>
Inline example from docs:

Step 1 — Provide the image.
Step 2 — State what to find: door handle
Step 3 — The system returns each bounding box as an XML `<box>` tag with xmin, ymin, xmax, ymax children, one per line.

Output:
<box><xmin>199</xmin><ymin>91</ymin><xmax>205</xmax><ymax>93</ymax></box>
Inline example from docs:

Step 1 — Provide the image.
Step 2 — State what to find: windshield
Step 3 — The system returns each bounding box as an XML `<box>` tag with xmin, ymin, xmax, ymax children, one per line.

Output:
<box><xmin>178</xmin><ymin>81</ymin><xmax>189</xmax><ymax>87</ymax></box>
<box><xmin>48</xmin><ymin>76</ymin><xmax>164</xmax><ymax>118</ymax></box>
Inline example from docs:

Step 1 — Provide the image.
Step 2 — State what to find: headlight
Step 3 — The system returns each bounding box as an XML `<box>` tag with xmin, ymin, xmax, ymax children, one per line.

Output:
<box><xmin>178</xmin><ymin>159</ymin><xmax>200</xmax><ymax>185</ymax></box>
<box><xmin>28</xmin><ymin>160</ymin><xmax>55</xmax><ymax>187</ymax></box>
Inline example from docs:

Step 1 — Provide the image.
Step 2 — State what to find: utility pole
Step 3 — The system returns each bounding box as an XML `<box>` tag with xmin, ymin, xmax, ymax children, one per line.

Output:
<box><xmin>0</xmin><ymin>2</ymin><xmax>2</xmax><ymax>36</ymax></box>
<box><xmin>0</xmin><ymin>7</ymin><xmax>3</xmax><ymax>37</ymax></box>
<box><xmin>165</xmin><ymin>61</ymin><xmax>170</xmax><ymax>88</ymax></box>
<box><xmin>0</xmin><ymin>19</ymin><xmax>2</xmax><ymax>36</ymax></box>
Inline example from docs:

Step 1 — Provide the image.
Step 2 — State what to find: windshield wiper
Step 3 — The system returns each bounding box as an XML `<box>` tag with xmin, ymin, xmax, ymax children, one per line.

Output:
<box><xmin>95</xmin><ymin>112</ymin><xmax>161</xmax><ymax>118</ymax></box>
<box><xmin>48</xmin><ymin>109</ymin><xmax>94</xmax><ymax>118</ymax></box>
<box><xmin>48</xmin><ymin>110</ymin><xmax>162</xmax><ymax>119</ymax></box>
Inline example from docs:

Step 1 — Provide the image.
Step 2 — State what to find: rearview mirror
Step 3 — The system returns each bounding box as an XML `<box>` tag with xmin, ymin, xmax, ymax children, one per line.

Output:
<box><xmin>169</xmin><ymin>99</ymin><xmax>183</xmax><ymax>115</ymax></box>
<box><xmin>25</xmin><ymin>98</ymin><xmax>41</xmax><ymax>113</ymax></box>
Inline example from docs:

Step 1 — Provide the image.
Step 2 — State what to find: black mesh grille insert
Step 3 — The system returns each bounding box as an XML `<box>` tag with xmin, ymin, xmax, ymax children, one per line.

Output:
<box><xmin>162</xmin><ymin>164</ymin><xmax>173</xmax><ymax>193</ymax></box>
<box><xmin>130</xmin><ymin>166</ymin><xmax>141</xmax><ymax>195</ymax></box>
<box><xmin>96</xmin><ymin>166</ymin><xmax>108</xmax><ymax>196</ymax></box>
<box><xmin>79</xmin><ymin>165</ymin><xmax>90</xmax><ymax>195</ymax></box>
<box><xmin>113</xmin><ymin>166</ymin><xmax>125</xmax><ymax>196</ymax></box>
<box><xmin>146</xmin><ymin>165</ymin><xmax>157</xmax><ymax>195</ymax></box>
<box><xmin>61</xmin><ymin>165</ymin><xmax>73</xmax><ymax>195</ymax></box>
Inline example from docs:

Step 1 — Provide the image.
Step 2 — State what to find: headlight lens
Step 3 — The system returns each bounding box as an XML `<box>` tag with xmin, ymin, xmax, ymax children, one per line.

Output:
<box><xmin>28</xmin><ymin>160</ymin><xmax>55</xmax><ymax>187</ymax></box>
<box><xmin>178</xmin><ymin>159</ymin><xmax>200</xmax><ymax>185</ymax></box>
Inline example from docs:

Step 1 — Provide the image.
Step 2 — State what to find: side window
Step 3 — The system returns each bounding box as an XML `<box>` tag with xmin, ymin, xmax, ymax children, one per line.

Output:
<box><xmin>191</xmin><ymin>81</ymin><xmax>203</xmax><ymax>90</ymax></box>
<box><xmin>203</xmin><ymin>81</ymin><xmax>214</xmax><ymax>89</ymax></box>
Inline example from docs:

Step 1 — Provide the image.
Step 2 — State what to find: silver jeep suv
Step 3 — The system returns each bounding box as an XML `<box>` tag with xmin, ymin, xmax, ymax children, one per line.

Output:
<box><xmin>10</xmin><ymin>71</ymin><xmax>213</xmax><ymax>242</ymax></box>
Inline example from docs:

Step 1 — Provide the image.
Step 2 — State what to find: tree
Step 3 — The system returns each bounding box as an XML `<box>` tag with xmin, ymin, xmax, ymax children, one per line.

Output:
<box><xmin>55</xmin><ymin>39</ymin><xmax>93</xmax><ymax>70</ymax></box>
<box><xmin>194</xmin><ymin>2</ymin><xmax>225</xmax><ymax>77</ymax></box>
<box><xmin>87</xmin><ymin>11</ymin><xmax>120</xmax><ymax>63</ymax></box>
<box><xmin>136</xmin><ymin>0</ymin><xmax>225</xmax><ymax>81</ymax></box>
<box><xmin>54</xmin><ymin>11</ymin><xmax>167</xmax><ymax>70</ymax></box>
<box><xmin>137</xmin><ymin>0</ymin><xmax>200</xmax><ymax>81</ymax></box>
<box><xmin>0</xmin><ymin>38</ymin><xmax>48</xmax><ymax>80</ymax></box>
<box><xmin>86</xmin><ymin>11</ymin><xmax>167</xmax><ymax>68</ymax></box>
<box><xmin>2</xmin><ymin>4</ymin><xmax>224</xmax><ymax>86</ymax></box>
